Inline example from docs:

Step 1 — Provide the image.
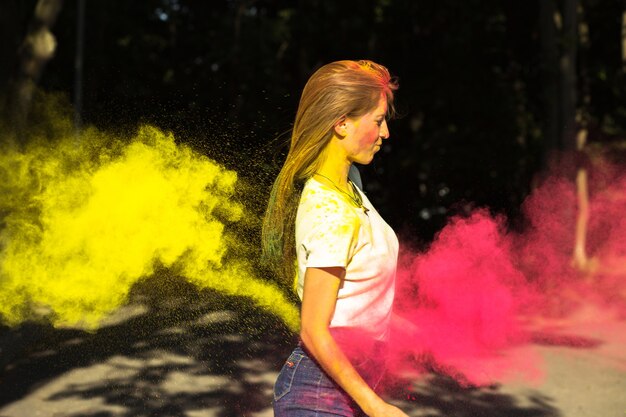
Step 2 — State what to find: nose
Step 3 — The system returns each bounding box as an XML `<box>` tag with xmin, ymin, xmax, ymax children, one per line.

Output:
<box><xmin>380</xmin><ymin>120</ymin><xmax>390</xmax><ymax>139</ymax></box>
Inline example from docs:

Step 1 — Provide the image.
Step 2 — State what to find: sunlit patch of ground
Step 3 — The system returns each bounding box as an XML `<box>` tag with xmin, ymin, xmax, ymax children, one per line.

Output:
<box><xmin>1</xmin><ymin>284</ymin><xmax>623</xmax><ymax>417</ymax></box>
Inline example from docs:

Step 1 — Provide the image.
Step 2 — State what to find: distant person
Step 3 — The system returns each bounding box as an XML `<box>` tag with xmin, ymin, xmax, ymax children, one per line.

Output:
<box><xmin>263</xmin><ymin>60</ymin><xmax>409</xmax><ymax>417</ymax></box>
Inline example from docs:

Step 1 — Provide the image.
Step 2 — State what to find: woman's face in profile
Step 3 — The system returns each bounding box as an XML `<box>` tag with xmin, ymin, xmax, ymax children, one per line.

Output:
<box><xmin>341</xmin><ymin>95</ymin><xmax>389</xmax><ymax>165</ymax></box>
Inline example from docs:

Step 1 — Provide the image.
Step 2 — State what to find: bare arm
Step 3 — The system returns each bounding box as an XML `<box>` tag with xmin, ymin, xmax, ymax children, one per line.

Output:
<box><xmin>300</xmin><ymin>266</ymin><xmax>409</xmax><ymax>417</ymax></box>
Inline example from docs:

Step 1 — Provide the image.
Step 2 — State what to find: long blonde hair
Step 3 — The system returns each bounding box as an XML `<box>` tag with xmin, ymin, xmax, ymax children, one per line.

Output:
<box><xmin>262</xmin><ymin>60</ymin><xmax>398</xmax><ymax>287</ymax></box>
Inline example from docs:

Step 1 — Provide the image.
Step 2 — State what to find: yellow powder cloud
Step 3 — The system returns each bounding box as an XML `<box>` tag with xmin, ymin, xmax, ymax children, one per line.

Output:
<box><xmin>0</xmin><ymin>124</ymin><xmax>298</xmax><ymax>331</ymax></box>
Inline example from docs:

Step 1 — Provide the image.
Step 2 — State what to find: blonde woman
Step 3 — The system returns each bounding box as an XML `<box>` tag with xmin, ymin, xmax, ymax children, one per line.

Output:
<box><xmin>263</xmin><ymin>60</ymin><xmax>409</xmax><ymax>417</ymax></box>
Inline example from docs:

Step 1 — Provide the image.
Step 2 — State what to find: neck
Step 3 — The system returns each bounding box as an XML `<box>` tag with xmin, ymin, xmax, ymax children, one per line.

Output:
<box><xmin>316</xmin><ymin>140</ymin><xmax>351</xmax><ymax>189</ymax></box>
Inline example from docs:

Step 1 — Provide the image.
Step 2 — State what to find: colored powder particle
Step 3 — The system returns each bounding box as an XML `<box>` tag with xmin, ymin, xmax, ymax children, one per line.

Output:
<box><xmin>515</xmin><ymin>176</ymin><xmax>577</xmax><ymax>290</ymax></box>
<box><xmin>515</xmin><ymin>163</ymin><xmax>626</xmax><ymax>316</ymax></box>
<box><xmin>387</xmin><ymin>157</ymin><xmax>626</xmax><ymax>386</ymax></box>
<box><xmin>390</xmin><ymin>210</ymin><xmax>539</xmax><ymax>386</ymax></box>
<box><xmin>0</xmin><ymin>124</ymin><xmax>299</xmax><ymax>331</ymax></box>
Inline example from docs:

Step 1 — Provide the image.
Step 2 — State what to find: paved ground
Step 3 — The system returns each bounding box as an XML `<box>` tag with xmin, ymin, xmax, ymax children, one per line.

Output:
<box><xmin>0</xmin><ymin>276</ymin><xmax>624</xmax><ymax>417</ymax></box>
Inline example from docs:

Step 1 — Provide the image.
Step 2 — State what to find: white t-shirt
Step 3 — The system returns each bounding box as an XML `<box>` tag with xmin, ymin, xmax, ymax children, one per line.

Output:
<box><xmin>295</xmin><ymin>176</ymin><xmax>399</xmax><ymax>340</ymax></box>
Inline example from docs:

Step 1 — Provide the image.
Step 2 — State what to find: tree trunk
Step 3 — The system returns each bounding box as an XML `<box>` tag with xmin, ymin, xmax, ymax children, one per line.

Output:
<box><xmin>0</xmin><ymin>1</ymin><xmax>20</xmax><ymax>96</ymax></box>
<box><xmin>6</xmin><ymin>0</ymin><xmax>64</xmax><ymax>133</ymax></box>
<box><xmin>560</xmin><ymin>0</ymin><xmax>578</xmax><ymax>152</ymax></box>
<box><xmin>74</xmin><ymin>0</ymin><xmax>85</xmax><ymax>132</ymax></box>
<box><xmin>622</xmin><ymin>6</ymin><xmax>626</xmax><ymax>72</ymax></box>
<box><xmin>572</xmin><ymin>130</ymin><xmax>595</xmax><ymax>272</ymax></box>
<box><xmin>539</xmin><ymin>0</ymin><xmax>560</xmax><ymax>160</ymax></box>
<box><xmin>571</xmin><ymin>2</ymin><xmax>593</xmax><ymax>273</ymax></box>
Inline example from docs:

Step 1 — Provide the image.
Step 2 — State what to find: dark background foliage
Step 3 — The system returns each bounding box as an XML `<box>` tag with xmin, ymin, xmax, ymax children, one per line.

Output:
<box><xmin>2</xmin><ymin>0</ymin><xmax>625</xmax><ymax>243</ymax></box>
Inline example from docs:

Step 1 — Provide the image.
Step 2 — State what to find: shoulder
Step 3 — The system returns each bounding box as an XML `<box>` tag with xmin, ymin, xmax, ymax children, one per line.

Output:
<box><xmin>298</xmin><ymin>179</ymin><xmax>360</xmax><ymax>225</ymax></box>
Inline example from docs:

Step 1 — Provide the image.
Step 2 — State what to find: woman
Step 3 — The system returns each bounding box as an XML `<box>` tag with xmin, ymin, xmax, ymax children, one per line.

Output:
<box><xmin>263</xmin><ymin>60</ymin><xmax>409</xmax><ymax>417</ymax></box>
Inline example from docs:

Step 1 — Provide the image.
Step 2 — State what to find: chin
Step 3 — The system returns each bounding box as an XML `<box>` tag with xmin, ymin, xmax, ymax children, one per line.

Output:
<box><xmin>357</xmin><ymin>157</ymin><xmax>375</xmax><ymax>165</ymax></box>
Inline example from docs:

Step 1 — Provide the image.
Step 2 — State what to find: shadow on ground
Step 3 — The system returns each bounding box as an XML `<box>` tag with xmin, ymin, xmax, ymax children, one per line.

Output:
<box><xmin>385</xmin><ymin>374</ymin><xmax>561</xmax><ymax>417</ymax></box>
<box><xmin>0</xmin><ymin>273</ymin><xmax>297</xmax><ymax>417</ymax></box>
<box><xmin>0</xmin><ymin>273</ymin><xmax>566</xmax><ymax>417</ymax></box>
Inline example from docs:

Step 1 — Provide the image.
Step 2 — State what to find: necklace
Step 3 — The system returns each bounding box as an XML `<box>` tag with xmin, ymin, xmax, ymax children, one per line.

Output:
<box><xmin>313</xmin><ymin>173</ymin><xmax>369</xmax><ymax>215</ymax></box>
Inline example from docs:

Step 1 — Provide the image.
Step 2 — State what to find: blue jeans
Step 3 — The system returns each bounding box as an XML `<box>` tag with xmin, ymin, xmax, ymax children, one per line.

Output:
<box><xmin>273</xmin><ymin>344</ymin><xmax>385</xmax><ymax>416</ymax></box>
